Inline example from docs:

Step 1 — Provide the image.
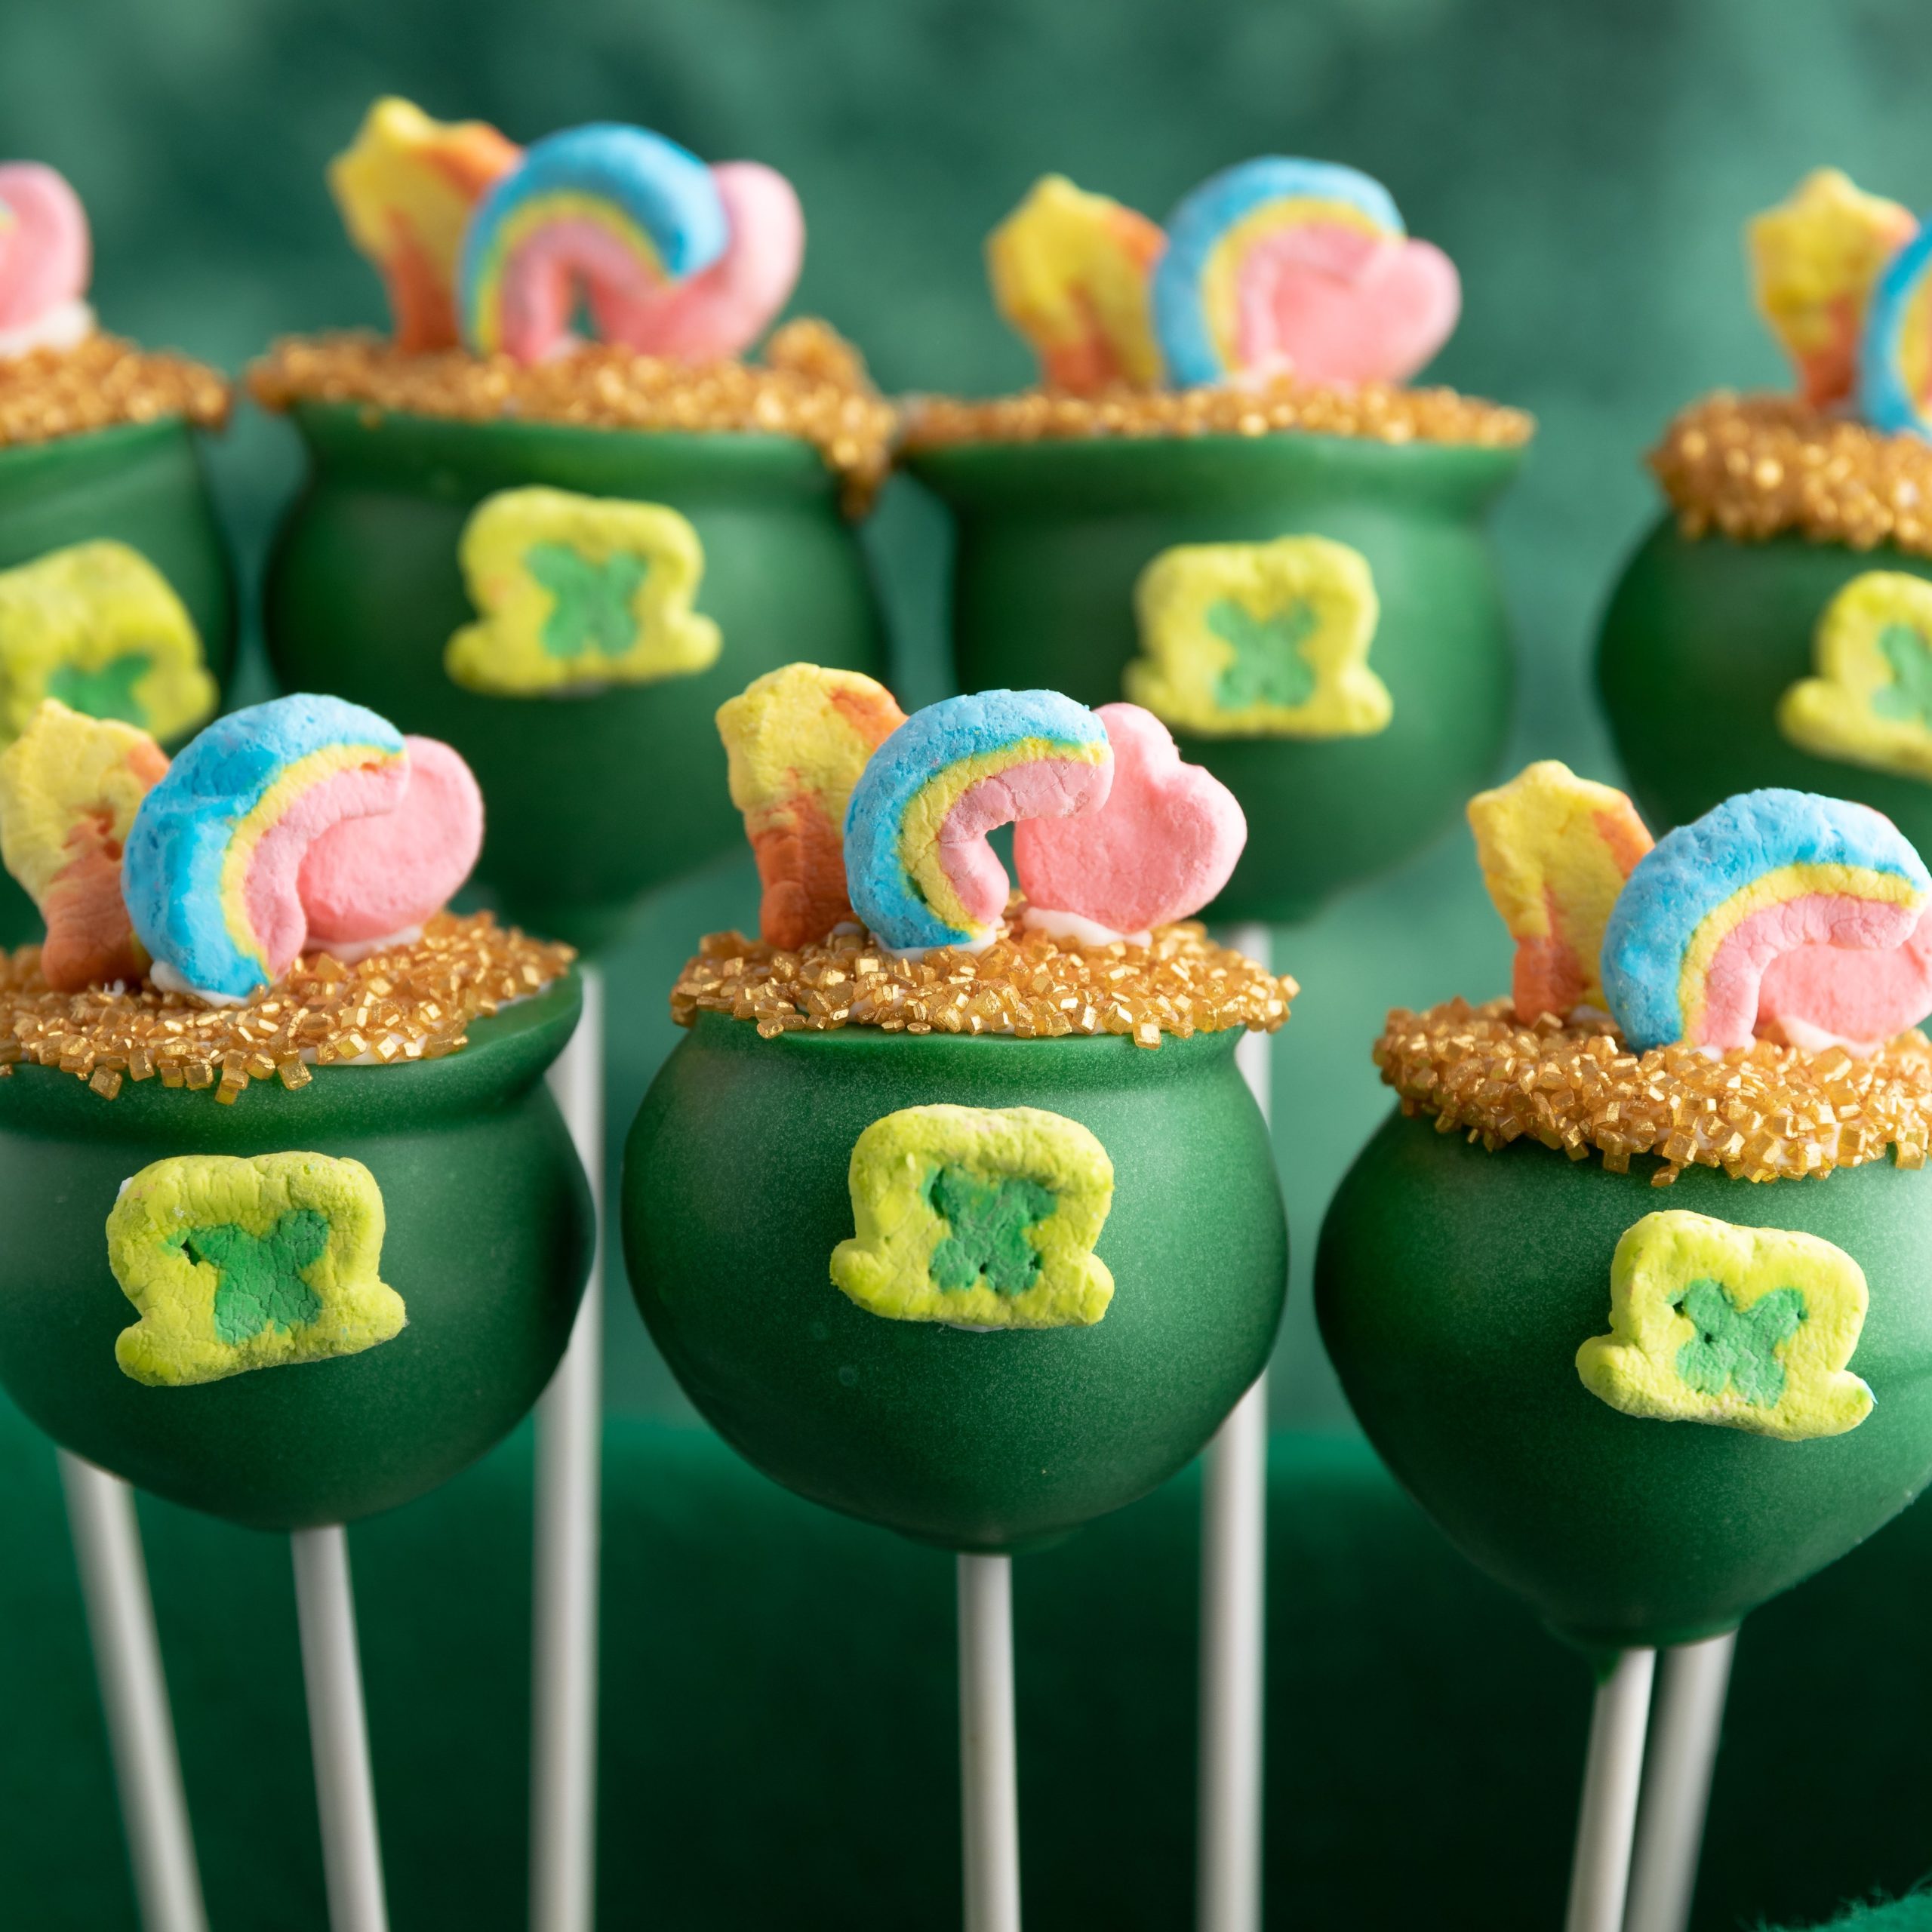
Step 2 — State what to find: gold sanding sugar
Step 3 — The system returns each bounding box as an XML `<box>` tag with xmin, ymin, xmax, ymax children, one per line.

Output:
<box><xmin>1651</xmin><ymin>391</ymin><xmax>1932</xmax><ymax>555</ymax></box>
<box><xmin>672</xmin><ymin>913</ymin><xmax>1296</xmax><ymax>1048</ymax></box>
<box><xmin>901</xmin><ymin>377</ymin><xmax>1532</xmax><ymax>453</ymax></box>
<box><xmin>248</xmin><ymin>318</ymin><xmax>899</xmax><ymax>512</ymax></box>
<box><xmin>0</xmin><ymin>334</ymin><xmax>229</xmax><ymax>448</ymax></box>
<box><xmin>0</xmin><ymin>912</ymin><xmax>574</xmax><ymax>1105</ymax></box>
<box><xmin>1376</xmin><ymin>995</ymin><xmax>1932</xmax><ymax>1186</ymax></box>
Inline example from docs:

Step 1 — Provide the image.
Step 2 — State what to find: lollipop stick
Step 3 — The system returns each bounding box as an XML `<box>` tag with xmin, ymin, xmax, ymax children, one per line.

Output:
<box><xmin>1198</xmin><ymin>921</ymin><xmax>1272</xmax><ymax>1932</ymax></box>
<box><xmin>532</xmin><ymin>961</ymin><xmax>605</xmax><ymax>1932</ymax></box>
<box><xmin>292</xmin><ymin>1525</ymin><xmax>388</xmax><ymax>1932</ymax></box>
<box><xmin>57</xmin><ymin>1451</ymin><xmax>208</xmax><ymax>1932</ymax></box>
<box><xmin>1564</xmin><ymin>1647</ymin><xmax>1656</xmax><ymax>1932</ymax></box>
<box><xmin>957</xmin><ymin>1552</ymin><xmax>1022</xmax><ymax>1932</ymax></box>
<box><xmin>1623</xmin><ymin>1629</ymin><xmax>1737</xmax><ymax>1932</ymax></box>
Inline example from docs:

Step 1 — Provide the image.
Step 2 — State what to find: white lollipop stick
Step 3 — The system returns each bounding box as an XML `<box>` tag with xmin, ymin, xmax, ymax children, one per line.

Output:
<box><xmin>1623</xmin><ymin>1630</ymin><xmax>1737</xmax><ymax>1932</ymax></box>
<box><xmin>1565</xmin><ymin>1647</ymin><xmax>1656</xmax><ymax>1932</ymax></box>
<box><xmin>1198</xmin><ymin>920</ymin><xmax>1272</xmax><ymax>1932</ymax></box>
<box><xmin>532</xmin><ymin>962</ymin><xmax>605</xmax><ymax>1932</ymax></box>
<box><xmin>292</xmin><ymin>1525</ymin><xmax>388</xmax><ymax>1932</ymax></box>
<box><xmin>957</xmin><ymin>1552</ymin><xmax>1022</xmax><ymax>1932</ymax></box>
<box><xmin>57</xmin><ymin>1451</ymin><xmax>208</xmax><ymax>1932</ymax></box>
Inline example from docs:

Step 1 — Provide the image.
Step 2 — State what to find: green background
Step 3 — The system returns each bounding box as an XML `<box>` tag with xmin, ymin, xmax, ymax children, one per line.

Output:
<box><xmin>4</xmin><ymin>0</ymin><xmax>1932</xmax><ymax>1924</ymax></box>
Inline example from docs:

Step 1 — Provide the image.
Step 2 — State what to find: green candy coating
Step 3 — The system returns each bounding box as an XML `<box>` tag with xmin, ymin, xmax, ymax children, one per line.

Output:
<box><xmin>904</xmin><ymin>430</ymin><xmax>1525</xmax><ymax>924</ymax></box>
<box><xmin>622</xmin><ymin>1013</ymin><xmax>1286</xmax><ymax>1552</ymax></box>
<box><xmin>0</xmin><ymin>417</ymin><xmax>238</xmax><ymax>946</ymax></box>
<box><xmin>1315</xmin><ymin>1109</ymin><xmax>1932</xmax><ymax>1648</ymax></box>
<box><xmin>263</xmin><ymin>405</ymin><xmax>888</xmax><ymax>952</ymax></box>
<box><xmin>0</xmin><ymin>974</ymin><xmax>592</xmax><ymax>1530</ymax></box>
<box><xmin>1597</xmin><ymin>517</ymin><xmax>1932</xmax><ymax>840</ymax></box>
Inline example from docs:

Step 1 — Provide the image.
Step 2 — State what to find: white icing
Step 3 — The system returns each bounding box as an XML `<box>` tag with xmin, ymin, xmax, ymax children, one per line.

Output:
<box><xmin>877</xmin><ymin>929</ymin><xmax>1001</xmax><ymax>963</ymax></box>
<box><xmin>0</xmin><ymin>301</ymin><xmax>94</xmax><ymax>361</ymax></box>
<box><xmin>310</xmin><ymin>924</ymin><xmax>423</xmax><ymax>967</ymax></box>
<box><xmin>1020</xmin><ymin>905</ymin><xmax>1152</xmax><ymax>949</ymax></box>
<box><xmin>149</xmin><ymin>959</ymin><xmax>247</xmax><ymax>1008</ymax></box>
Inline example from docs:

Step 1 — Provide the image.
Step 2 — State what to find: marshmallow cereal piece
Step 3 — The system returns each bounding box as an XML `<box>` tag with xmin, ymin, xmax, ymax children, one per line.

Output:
<box><xmin>1778</xmin><ymin>571</ymin><xmax>1932</xmax><ymax>780</ymax></box>
<box><xmin>0</xmin><ymin>540</ymin><xmax>216</xmax><ymax>750</ymax></box>
<box><xmin>1862</xmin><ymin>223</ymin><xmax>1932</xmax><ymax>441</ymax></box>
<box><xmin>590</xmin><ymin>160</ymin><xmax>803</xmax><ymax>361</ymax></box>
<box><xmin>458</xmin><ymin>123</ymin><xmax>728</xmax><ymax>363</ymax></box>
<box><xmin>844</xmin><ymin>690</ymin><xmax>1113</xmax><ymax>956</ymax></box>
<box><xmin>446</xmin><ymin>485</ymin><xmax>721</xmax><ymax>696</ymax></box>
<box><xmin>1128</xmin><ymin>534</ymin><xmax>1389</xmax><ymax>739</ymax></box>
<box><xmin>1152</xmin><ymin>156</ymin><xmax>1457</xmax><ymax>389</ymax></box>
<box><xmin>0</xmin><ymin>162</ymin><xmax>91</xmax><ymax>355</ymax></box>
<box><xmin>299</xmin><ymin>736</ymin><xmax>483</xmax><ymax>956</ymax></box>
<box><xmin>1468</xmin><ymin>761</ymin><xmax>1654</xmax><ymax>1025</ymax></box>
<box><xmin>109</xmin><ymin>1152</ymin><xmax>405</xmax><ymax>1386</ymax></box>
<box><xmin>987</xmin><ymin>174</ymin><xmax>1166</xmax><ymax>394</ymax></box>
<box><xmin>830</xmin><ymin>1105</ymin><xmax>1115</xmax><ymax>1330</ymax></box>
<box><xmin>328</xmin><ymin>97</ymin><xmax>522</xmax><ymax>353</ymax></box>
<box><xmin>124</xmin><ymin>695</ymin><xmax>409</xmax><ymax>1003</ymax></box>
<box><xmin>0</xmin><ymin>700</ymin><xmax>167</xmax><ymax>990</ymax></box>
<box><xmin>1014</xmin><ymin>703</ymin><xmax>1243</xmax><ymax>935</ymax></box>
<box><xmin>1749</xmin><ymin>169</ymin><xmax>1917</xmax><ymax>411</ymax></box>
<box><xmin>717</xmin><ymin>663</ymin><xmax>906</xmax><ymax>949</ymax></box>
<box><xmin>1601</xmin><ymin>789</ymin><xmax>1931</xmax><ymax>1054</ymax></box>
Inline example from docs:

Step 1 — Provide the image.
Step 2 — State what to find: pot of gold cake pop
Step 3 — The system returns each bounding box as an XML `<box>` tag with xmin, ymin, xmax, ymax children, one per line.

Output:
<box><xmin>0</xmin><ymin>161</ymin><xmax>238</xmax><ymax>943</ymax></box>
<box><xmin>1316</xmin><ymin>761</ymin><xmax>1932</xmax><ymax>1647</ymax></box>
<box><xmin>1599</xmin><ymin>170</ymin><xmax>1932</xmax><ymax>854</ymax></box>
<box><xmin>254</xmin><ymin>103</ymin><xmax>892</xmax><ymax>952</ymax></box>
<box><xmin>623</xmin><ymin>667</ymin><xmax>1292</xmax><ymax>1549</ymax></box>
<box><xmin>902</xmin><ymin>161</ymin><xmax>1532</xmax><ymax>925</ymax></box>
<box><xmin>0</xmin><ymin>693</ymin><xmax>592</xmax><ymax>1529</ymax></box>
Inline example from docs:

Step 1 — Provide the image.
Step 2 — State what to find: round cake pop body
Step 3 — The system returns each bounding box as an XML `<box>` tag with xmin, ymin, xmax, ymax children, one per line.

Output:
<box><xmin>623</xmin><ymin>669</ymin><xmax>1290</xmax><ymax>1549</ymax></box>
<box><xmin>1319</xmin><ymin>768</ymin><xmax>1932</xmax><ymax>1647</ymax></box>
<box><xmin>906</xmin><ymin>157</ymin><xmax>1527</xmax><ymax>925</ymax></box>
<box><xmin>262</xmin><ymin>104</ymin><xmax>886</xmax><ymax>952</ymax></box>
<box><xmin>0</xmin><ymin>697</ymin><xmax>593</xmax><ymax>1528</ymax></box>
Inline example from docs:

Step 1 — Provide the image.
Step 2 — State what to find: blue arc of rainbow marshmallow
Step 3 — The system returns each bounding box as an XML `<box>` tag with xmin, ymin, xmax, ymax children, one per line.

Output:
<box><xmin>1600</xmin><ymin>789</ymin><xmax>1931</xmax><ymax>1052</ymax></box>
<box><xmin>1860</xmin><ymin>220</ymin><xmax>1932</xmax><ymax>438</ymax></box>
<box><xmin>1151</xmin><ymin>156</ymin><xmax>1404</xmax><ymax>389</ymax></box>
<box><xmin>457</xmin><ymin>123</ymin><xmax>728</xmax><ymax>358</ymax></box>
<box><xmin>844</xmin><ymin>690</ymin><xmax>1112</xmax><ymax>955</ymax></box>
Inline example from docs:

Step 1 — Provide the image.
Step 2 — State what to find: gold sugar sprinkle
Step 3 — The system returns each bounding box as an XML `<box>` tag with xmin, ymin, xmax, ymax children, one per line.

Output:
<box><xmin>0</xmin><ymin>334</ymin><xmax>230</xmax><ymax>449</ymax></box>
<box><xmin>901</xmin><ymin>377</ymin><xmax>1533</xmax><ymax>454</ymax></box>
<box><xmin>672</xmin><ymin>909</ymin><xmax>1295</xmax><ymax>1046</ymax></box>
<box><xmin>0</xmin><ymin>912</ymin><xmax>574</xmax><ymax>1105</ymax></box>
<box><xmin>1376</xmin><ymin>996</ymin><xmax>1932</xmax><ymax>1186</ymax></box>
<box><xmin>249</xmin><ymin>318</ymin><xmax>898</xmax><ymax>514</ymax></box>
<box><xmin>1651</xmin><ymin>391</ymin><xmax>1932</xmax><ymax>556</ymax></box>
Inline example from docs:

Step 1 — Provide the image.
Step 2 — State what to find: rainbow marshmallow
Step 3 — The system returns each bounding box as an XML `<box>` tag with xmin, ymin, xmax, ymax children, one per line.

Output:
<box><xmin>1152</xmin><ymin>156</ymin><xmax>1457</xmax><ymax>390</ymax></box>
<box><xmin>844</xmin><ymin>691</ymin><xmax>1113</xmax><ymax>957</ymax></box>
<box><xmin>458</xmin><ymin>124</ymin><xmax>728</xmax><ymax>363</ymax></box>
<box><xmin>124</xmin><ymin>695</ymin><xmax>409</xmax><ymax>1004</ymax></box>
<box><xmin>1860</xmin><ymin>221</ymin><xmax>1932</xmax><ymax>439</ymax></box>
<box><xmin>1600</xmin><ymin>789</ymin><xmax>1932</xmax><ymax>1054</ymax></box>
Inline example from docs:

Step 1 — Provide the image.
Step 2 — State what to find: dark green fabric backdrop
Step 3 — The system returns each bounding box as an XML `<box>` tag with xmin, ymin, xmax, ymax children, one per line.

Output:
<box><xmin>3</xmin><ymin>4</ymin><xmax>1931</xmax><ymax>1927</ymax></box>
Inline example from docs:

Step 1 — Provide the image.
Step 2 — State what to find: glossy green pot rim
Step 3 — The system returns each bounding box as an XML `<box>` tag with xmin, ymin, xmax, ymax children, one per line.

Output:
<box><xmin>901</xmin><ymin>423</ymin><xmax>1528</xmax><ymax>518</ymax></box>
<box><xmin>0</xmin><ymin>415</ymin><xmax>208</xmax><ymax>496</ymax></box>
<box><xmin>285</xmin><ymin>398</ymin><xmax>844</xmax><ymax>507</ymax></box>
<box><xmin>685</xmin><ymin>1006</ymin><xmax>1244</xmax><ymax>1081</ymax></box>
<box><xmin>0</xmin><ymin>970</ymin><xmax>581</xmax><ymax>1145</ymax></box>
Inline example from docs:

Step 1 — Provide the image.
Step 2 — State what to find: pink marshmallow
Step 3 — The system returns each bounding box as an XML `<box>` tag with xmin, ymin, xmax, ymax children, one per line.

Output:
<box><xmin>595</xmin><ymin>161</ymin><xmax>804</xmax><ymax>361</ymax></box>
<box><xmin>1756</xmin><ymin>901</ymin><xmax>1932</xmax><ymax>1052</ymax></box>
<box><xmin>1014</xmin><ymin>703</ymin><xmax>1245</xmax><ymax>934</ymax></box>
<box><xmin>1235</xmin><ymin>221</ymin><xmax>1460</xmax><ymax>387</ymax></box>
<box><xmin>298</xmin><ymin>736</ymin><xmax>484</xmax><ymax>953</ymax></box>
<box><xmin>1694</xmin><ymin>891</ymin><xmax>1922</xmax><ymax>1051</ymax></box>
<box><xmin>0</xmin><ymin>162</ymin><xmax>90</xmax><ymax>332</ymax></box>
<box><xmin>936</xmin><ymin>756</ymin><xmax>1114</xmax><ymax>928</ymax></box>
<box><xmin>242</xmin><ymin>760</ymin><xmax>411</xmax><ymax>981</ymax></box>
